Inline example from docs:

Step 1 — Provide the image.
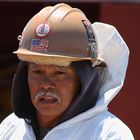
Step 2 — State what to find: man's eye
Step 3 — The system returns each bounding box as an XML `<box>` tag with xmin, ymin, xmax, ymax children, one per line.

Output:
<box><xmin>32</xmin><ymin>70</ymin><xmax>42</xmax><ymax>74</ymax></box>
<box><xmin>55</xmin><ymin>71</ymin><xmax>66</xmax><ymax>75</ymax></box>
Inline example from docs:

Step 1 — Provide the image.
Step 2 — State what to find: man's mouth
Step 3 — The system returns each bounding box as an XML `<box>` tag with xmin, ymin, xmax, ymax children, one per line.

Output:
<box><xmin>35</xmin><ymin>91</ymin><xmax>61</xmax><ymax>104</ymax></box>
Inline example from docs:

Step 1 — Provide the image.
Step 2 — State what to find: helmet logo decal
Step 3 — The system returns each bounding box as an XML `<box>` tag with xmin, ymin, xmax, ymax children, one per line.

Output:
<box><xmin>82</xmin><ymin>20</ymin><xmax>95</xmax><ymax>43</ymax></box>
<box><xmin>31</xmin><ymin>39</ymin><xmax>48</xmax><ymax>52</ymax></box>
<box><xmin>35</xmin><ymin>24</ymin><xmax>50</xmax><ymax>37</ymax></box>
<box><xmin>82</xmin><ymin>20</ymin><xmax>97</xmax><ymax>58</ymax></box>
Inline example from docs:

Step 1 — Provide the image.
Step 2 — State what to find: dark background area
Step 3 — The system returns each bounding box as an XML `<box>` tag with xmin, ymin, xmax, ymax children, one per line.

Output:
<box><xmin>0</xmin><ymin>1</ymin><xmax>139</xmax><ymax>139</ymax></box>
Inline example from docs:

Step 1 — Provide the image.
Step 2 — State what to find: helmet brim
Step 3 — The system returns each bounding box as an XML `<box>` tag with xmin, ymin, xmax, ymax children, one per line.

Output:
<box><xmin>14</xmin><ymin>48</ymin><xmax>94</xmax><ymax>66</ymax></box>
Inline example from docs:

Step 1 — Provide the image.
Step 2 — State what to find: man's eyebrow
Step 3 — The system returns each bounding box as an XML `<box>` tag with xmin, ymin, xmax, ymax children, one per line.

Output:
<box><xmin>29</xmin><ymin>62</ymin><xmax>40</xmax><ymax>68</ymax></box>
<box><xmin>55</xmin><ymin>66</ymin><xmax>67</xmax><ymax>70</ymax></box>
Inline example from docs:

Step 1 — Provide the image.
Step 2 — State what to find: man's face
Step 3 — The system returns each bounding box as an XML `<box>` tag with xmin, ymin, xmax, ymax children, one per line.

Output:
<box><xmin>28</xmin><ymin>62</ymin><xmax>80</xmax><ymax>126</ymax></box>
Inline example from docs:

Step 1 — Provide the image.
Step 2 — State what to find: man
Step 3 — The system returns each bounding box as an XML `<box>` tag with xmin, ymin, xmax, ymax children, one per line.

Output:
<box><xmin>0</xmin><ymin>3</ymin><xmax>134</xmax><ymax>140</ymax></box>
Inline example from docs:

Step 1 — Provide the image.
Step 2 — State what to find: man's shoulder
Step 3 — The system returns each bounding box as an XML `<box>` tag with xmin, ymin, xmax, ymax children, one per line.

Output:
<box><xmin>0</xmin><ymin>113</ymin><xmax>24</xmax><ymax>126</ymax></box>
<box><xmin>0</xmin><ymin>113</ymin><xmax>25</xmax><ymax>138</ymax></box>
<box><xmin>90</xmin><ymin>111</ymin><xmax>134</xmax><ymax>140</ymax></box>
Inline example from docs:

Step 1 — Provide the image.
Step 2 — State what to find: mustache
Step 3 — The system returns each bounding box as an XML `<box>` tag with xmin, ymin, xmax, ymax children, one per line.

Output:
<box><xmin>34</xmin><ymin>91</ymin><xmax>61</xmax><ymax>103</ymax></box>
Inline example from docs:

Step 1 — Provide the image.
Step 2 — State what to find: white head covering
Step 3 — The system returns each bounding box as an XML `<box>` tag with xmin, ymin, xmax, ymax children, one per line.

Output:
<box><xmin>93</xmin><ymin>22</ymin><xmax>129</xmax><ymax>107</ymax></box>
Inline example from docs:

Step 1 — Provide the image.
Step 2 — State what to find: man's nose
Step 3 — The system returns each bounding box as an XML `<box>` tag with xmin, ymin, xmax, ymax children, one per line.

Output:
<box><xmin>40</xmin><ymin>76</ymin><xmax>55</xmax><ymax>90</ymax></box>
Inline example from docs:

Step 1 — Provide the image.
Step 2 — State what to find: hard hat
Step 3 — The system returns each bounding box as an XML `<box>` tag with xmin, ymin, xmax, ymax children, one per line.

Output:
<box><xmin>14</xmin><ymin>3</ymin><xmax>101</xmax><ymax>66</ymax></box>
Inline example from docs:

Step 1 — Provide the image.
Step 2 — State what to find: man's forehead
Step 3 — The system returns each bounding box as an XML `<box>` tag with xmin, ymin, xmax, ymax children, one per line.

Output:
<box><xmin>28</xmin><ymin>62</ymin><xmax>68</xmax><ymax>69</ymax></box>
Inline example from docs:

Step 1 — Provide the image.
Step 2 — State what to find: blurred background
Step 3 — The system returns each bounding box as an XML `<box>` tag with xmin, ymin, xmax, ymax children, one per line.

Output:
<box><xmin>0</xmin><ymin>0</ymin><xmax>139</xmax><ymax>139</ymax></box>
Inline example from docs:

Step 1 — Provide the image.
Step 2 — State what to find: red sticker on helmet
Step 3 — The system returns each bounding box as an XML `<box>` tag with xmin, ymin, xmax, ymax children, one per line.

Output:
<box><xmin>31</xmin><ymin>39</ymin><xmax>48</xmax><ymax>52</ymax></box>
<box><xmin>35</xmin><ymin>24</ymin><xmax>50</xmax><ymax>37</ymax></box>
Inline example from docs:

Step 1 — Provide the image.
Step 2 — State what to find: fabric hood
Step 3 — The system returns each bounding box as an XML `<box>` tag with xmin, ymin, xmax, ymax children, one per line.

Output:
<box><xmin>93</xmin><ymin>22</ymin><xmax>129</xmax><ymax>107</ymax></box>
